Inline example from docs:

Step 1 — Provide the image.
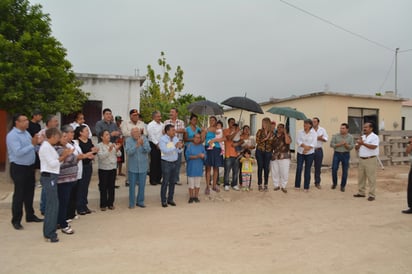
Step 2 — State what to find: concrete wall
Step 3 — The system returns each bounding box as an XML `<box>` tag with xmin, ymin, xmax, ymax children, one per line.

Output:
<box><xmin>402</xmin><ymin>106</ymin><xmax>412</xmax><ymax>130</ymax></box>
<box><xmin>77</xmin><ymin>73</ymin><xmax>146</xmax><ymax>121</ymax></box>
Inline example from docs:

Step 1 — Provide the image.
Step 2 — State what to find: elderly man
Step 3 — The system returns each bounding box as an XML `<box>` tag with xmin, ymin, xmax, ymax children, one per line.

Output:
<box><xmin>164</xmin><ymin>107</ymin><xmax>185</xmax><ymax>185</ymax></box>
<box><xmin>312</xmin><ymin>117</ymin><xmax>328</xmax><ymax>189</ymax></box>
<box><xmin>7</xmin><ymin>114</ymin><xmax>43</xmax><ymax>230</ymax></box>
<box><xmin>147</xmin><ymin>110</ymin><xmax>164</xmax><ymax>185</ymax></box>
<box><xmin>95</xmin><ymin>108</ymin><xmax>121</xmax><ymax>143</ymax></box>
<box><xmin>330</xmin><ymin>123</ymin><xmax>354</xmax><ymax>192</ymax></box>
<box><xmin>121</xmin><ymin>109</ymin><xmax>148</xmax><ymax>138</ymax></box>
<box><xmin>354</xmin><ymin>122</ymin><xmax>379</xmax><ymax>201</ymax></box>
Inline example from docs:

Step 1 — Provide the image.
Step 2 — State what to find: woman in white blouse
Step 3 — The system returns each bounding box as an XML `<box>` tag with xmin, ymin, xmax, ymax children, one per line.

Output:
<box><xmin>294</xmin><ymin>119</ymin><xmax>317</xmax><ymax>192</ymax></box>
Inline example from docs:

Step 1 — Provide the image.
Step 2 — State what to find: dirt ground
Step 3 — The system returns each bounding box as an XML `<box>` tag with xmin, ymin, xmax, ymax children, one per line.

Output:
<box><xmin>0</xmin><ymin>164</ymin><xmax>411</xmax><ymax>274</ymax></box>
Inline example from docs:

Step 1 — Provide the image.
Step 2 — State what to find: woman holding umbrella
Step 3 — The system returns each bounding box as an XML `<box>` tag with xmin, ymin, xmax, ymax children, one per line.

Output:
<box><xmin>202</xmin><ymin>116</ymin><xmax>224</xmax><ymax>194</ymax></box>
<box><xmin>255</xmin><ymin>117</ymin><xmax>274</xmax><ymax>191</ymax></box>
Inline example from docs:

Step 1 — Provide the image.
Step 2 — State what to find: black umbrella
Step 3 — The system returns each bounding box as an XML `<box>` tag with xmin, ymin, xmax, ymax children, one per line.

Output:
<box><xmin>187</xmin><ymin>100</ymin><xmax>223</xmax><ymax>116</ymax></box>
<box><xmin>266</xmin><ymin>106</ymin><xmax>307</xmax><ymax>120</ymax></box>
<box><xmin>221</xmin><ymin>96</ymin><xmax>264</xmax><ymax>114</ymax></box>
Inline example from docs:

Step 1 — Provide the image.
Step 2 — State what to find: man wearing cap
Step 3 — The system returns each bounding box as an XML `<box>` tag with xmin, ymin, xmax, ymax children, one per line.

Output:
<box><xmin>95</xmin><ymin>108</ymin><xmax>121</xmax><ymax>143</ymax></box>
<box><xmin>28</xmin><ymin>110</ymin><xmax>43</xmax><ymax>138</ymax></box>
<box><xmin>115</xmin><ymin>116</ymin><xmax>125</xmax><ymax>177</ymax></box>
<box><xmin>121</xmin><ymin>109</ymin><xmax>147</xmax><ymax>138</ymax></box>
<box><xmin>164</xmin><ymin>108</ymin><xmax>185</xmax><ymax>185</ymax></box>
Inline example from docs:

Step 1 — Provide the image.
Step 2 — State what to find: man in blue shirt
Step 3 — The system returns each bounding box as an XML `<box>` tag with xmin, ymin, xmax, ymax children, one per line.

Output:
<box><xmin>159</xmin><ymin>124</ymin><xmax>183</xmax><ymax>207</ymax></box>
<box><xmin>7</xmin><ymin>114</ymin><xmax>43</xmax><ymax>230</ymax></box>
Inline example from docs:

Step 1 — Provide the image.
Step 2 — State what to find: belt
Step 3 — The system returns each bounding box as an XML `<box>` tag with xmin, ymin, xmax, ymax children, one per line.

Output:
<box><xmin>360</xmin><ymin>156</ymin><xmax>376</xmax><ymax>160</ymax></box>
<box><xmin>161</xmin><ymin>159</ymin><xmax>177</xmax><ymax>163</ymax></box>
<box><xmin>41</xmin><ymin>172</ymin><xmax>51</xmax><ymax>177</ymax></box>
<box><xmin>315</xmin><ymin>148</ymin><xmax>322</xmax><ymax>150</ymax></box>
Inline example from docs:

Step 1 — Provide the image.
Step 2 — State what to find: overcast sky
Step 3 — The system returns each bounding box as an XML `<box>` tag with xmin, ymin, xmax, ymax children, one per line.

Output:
<box><xmin>31</xmin><ymin>0</ymin><xmax>412</xmax><ymax>103</ymax></box>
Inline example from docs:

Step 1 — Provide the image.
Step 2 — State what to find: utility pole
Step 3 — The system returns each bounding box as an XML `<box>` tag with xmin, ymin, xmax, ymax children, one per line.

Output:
<box><xmin>395</xmin><ymin>47</ymin><xmax>399</xmax><ymax>96</ymax></box>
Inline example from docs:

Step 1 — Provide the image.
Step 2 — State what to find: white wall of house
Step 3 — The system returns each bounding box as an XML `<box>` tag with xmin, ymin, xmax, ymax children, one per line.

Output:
<box><xmin>76</xmin><ymin>73</ymin><xmax>146</xmax><ymax>120</ymax></box>
<box><xmin>401</xmin><ymin>100</ymin><xmax>412</xmax><ymax>130</ymax></box>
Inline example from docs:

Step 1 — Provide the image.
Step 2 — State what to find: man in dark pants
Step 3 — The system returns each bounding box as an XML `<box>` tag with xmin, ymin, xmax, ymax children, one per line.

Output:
<box><xmin>312</xmin><ymin>117</ymin><xmax>328</xmax><ymax>189</ymax></box>
<box><xmin>147</xmin><ymin>111</ymin><xmax>164</xmax><ymax>185</ymax></box>
<box><xmin>6</xmin><ymin>114</ymin><xmax>43</xmax><ymax>230</ymax></box>
<box><xmin>402</xmin><ymin>138</ymin><xmax>412</xmax><ymax>214</ymax></box>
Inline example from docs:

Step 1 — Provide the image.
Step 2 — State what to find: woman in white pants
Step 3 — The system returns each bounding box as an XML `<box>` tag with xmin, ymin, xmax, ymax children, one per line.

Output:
<box><xmin>270</xmin><ymin>123</ymin><xmax>292</xmax><ymax>193</ymax></box>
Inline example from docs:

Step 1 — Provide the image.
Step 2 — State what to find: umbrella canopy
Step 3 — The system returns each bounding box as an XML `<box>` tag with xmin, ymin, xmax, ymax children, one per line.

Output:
<box><xmin>221</xmin><ymin>96</ymin><xmax>264</xmax><ymax>114</ymax></box>
<box><xmin>266</xmin><ymin>106</ymin><xmax>307</xmax><ymax>120</ymax></box>
<box><xmin>187</xmin><ymin>100</ymin><xmax>223</xmax><ymax>116</ymax></box>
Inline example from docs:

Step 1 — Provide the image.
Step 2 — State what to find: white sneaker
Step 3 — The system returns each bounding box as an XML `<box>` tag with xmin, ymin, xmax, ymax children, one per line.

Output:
<box><xmin>224</xmin><ymin>186</ymin><xmax>230</xmax><ymax>191</ymax></box>
<box><xmin>232</xmin><ymin>185</ymin><xmax>240</xmax><ymax>191</ymax></box>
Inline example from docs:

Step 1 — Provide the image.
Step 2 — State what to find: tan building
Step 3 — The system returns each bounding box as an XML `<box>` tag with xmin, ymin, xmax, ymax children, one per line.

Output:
<box><xmin>402</xmin><ymin>100</ymin><xmax>412</xmax><ymax>130</ymax></box>
<box><xmin>223</xmin><ymin>91</ymin><xmax>405</xmax><ymax>165</ymax></box>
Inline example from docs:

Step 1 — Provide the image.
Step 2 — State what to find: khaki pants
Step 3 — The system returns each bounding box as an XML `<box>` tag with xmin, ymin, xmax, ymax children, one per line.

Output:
<box><xmin>358</xmin><ymin>157</ymin><xmax>377</xmax><ymax>197</ymax></box>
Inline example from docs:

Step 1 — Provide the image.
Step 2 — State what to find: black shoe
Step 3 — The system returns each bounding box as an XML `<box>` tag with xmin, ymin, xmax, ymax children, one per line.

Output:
<box><xmin>136</xmin><ymin>204</ymin><xmax>146</xmax><ymax>208</ymax></box>
<box><xmin>315</xmin><ymin>184</ymin><xmax>321</xmax><ymax>189</ymax></box>
<box><xmin>188</xmin><ymin>198</ymin><xmax>194</xmax><ymax>203</ymax></box>
<box><xmin>125</xmin><ymin>182</ymin><xmax>130</xmax><ymax>187</ymax></box>
<box><xmin>162</xmin><ymin>203</ymin><xmax>168</xmax><ymax>208</ymax></box>
<box><xmin>85</xmin><ymin>208</ymin><xmax>92</xmax><ymax>214</ymax></box>
<box><xmin>114</xmin><ymin>185</ymin><xmax>120</xmax><ymax>189</ymax></box>
<box><xmin>167</xmin><ymin>201</ymin><xmax>176</xmax><ymax>206</ymax></box>
<box><xmin>26</xmin><ymin>215</ymin><xmax>43</xmax><ymax>222</ymax></box>
<box><xmin>44</xmin><ymin>237</ymin><xmax>59</xmax><ymax>243</ymax></box>
<box><xmin>12</xmin><ymin>223</ymin><xmax>23</xmax><ymax>230</ymax></box>
<box><xmin>401</xmin><ymin>208</ymin><xmax>412</xmax><ymax>214</ymax></box>
<box><xmin>194</xmin><ymin>197</ymin><xmax>200</xmax><ymax>203</ymax></box>
<box><xmin>340</xmin><ymin>187</ymin><xmax>345</xmax><ymax>192</ymax></box>
<box><xmin>331</xmin><ymin>184</ymin><xmax>337</xmax><ymax>189</ymax></box>
<box><xmin>367</xmin><ymin>196</ymin><xmax>375</xmax><ymax>201</ymax></box>
<box><xmin>353</xmin><ymin>194</ymin><xmax>366</xmax><ymax>198</ymax></box>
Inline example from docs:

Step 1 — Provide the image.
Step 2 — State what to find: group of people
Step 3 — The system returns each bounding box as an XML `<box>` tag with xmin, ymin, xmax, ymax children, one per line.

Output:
<box><xmin>6</xmin><ymin>106</ymin><xmax>412</xmax><ymax>243</ymax></box>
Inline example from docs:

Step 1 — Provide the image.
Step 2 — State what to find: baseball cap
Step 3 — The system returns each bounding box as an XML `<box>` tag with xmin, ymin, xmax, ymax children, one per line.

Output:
<box><xmin>115</xmin><ymin>116</ymin><xmax>123</xmax><ymax>121</ymax></box>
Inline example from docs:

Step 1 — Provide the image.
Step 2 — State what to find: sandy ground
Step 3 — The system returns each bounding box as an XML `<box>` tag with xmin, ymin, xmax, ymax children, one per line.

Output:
<box><xmin>0</xmin><ymin>164</ymin><xmax>411</xmax><ymax>274</ymax></box>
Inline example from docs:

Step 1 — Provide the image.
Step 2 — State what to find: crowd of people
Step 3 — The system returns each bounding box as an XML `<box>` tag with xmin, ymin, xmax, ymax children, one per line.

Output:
<box><xmin>6</xmin><ymin>106</ymin><xmax>412</xmax><ymax>243</ymax></box>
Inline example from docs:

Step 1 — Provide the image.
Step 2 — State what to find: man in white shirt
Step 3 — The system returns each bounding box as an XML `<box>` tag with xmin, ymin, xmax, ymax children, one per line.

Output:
<box><xmin>354</xmin><ymin>122</ymin><xmax>379</xmax><ymax>201</ymax></box>
<box><xmin>147</xmin><ymin>110</ymin><xmax>164</xmax><ymax>185</ymax></box>
<box><xmin>164</xmin><ymin>108</ymin><xmax>185</xmax><ymax>185</ymax></box>
<box><xmin>121</xmin><ymin>109</ymin><xmax>148</xmax><ymax>138</ymax></box>
<box><xmin>312</xmin><ymin>117</ymin><xmax>328</xmax><ymax>189</ymax></box>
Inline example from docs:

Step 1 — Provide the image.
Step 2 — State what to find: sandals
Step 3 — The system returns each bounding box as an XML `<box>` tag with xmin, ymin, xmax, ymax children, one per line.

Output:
<box><xmin>212</xmin><ymin>186</ymin><xmax>220</xmax><ymax>193</ymax></box>
<box><xmin>205</xmin><ymin>188</ymin><xmax>210</xmax><ymax>195</ymax></box>
<box><xmin>61</xmin><ymin>226</ymin><xmax>75</xmax><ymax>235</ymax></box>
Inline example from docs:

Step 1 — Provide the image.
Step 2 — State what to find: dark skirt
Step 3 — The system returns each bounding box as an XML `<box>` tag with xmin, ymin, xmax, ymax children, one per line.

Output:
<box><xmin>205</xmin><ymin>147</ymin><xmax>223</xmax><ymax>167</ymax></box>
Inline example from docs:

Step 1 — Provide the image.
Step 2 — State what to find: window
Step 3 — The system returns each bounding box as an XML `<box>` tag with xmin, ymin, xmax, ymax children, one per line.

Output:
<box><xmin>348</xmin><ymin>107</ymin><xmax>379</xmax><ymax>134</ymax></box>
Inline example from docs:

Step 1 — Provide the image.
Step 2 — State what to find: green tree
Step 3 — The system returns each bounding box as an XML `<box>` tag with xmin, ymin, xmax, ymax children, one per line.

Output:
<box><xmin>0</xmin><ymin>0</ymin><xmax>88</xmax><ymax>117</ymax></box>
<box><xmin>140</xmin><ymin>51</ymin><xmax>185</xmax><ymax>122</ymax></box>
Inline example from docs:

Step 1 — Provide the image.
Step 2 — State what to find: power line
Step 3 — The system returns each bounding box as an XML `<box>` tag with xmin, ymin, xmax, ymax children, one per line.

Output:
<box><xmin>400</xmin><ymin>48</ymin><xmax>412</xmax><ymax>53</ymax></box>
<box><xmin>377</xmin><ymin>55</ymin><xmax>395</xmax><ymax>92</ymax></box>
<box><xmin>279</xmin><ymin>0</ymin><xmax>395</xmax><ymax>52</ymax></box>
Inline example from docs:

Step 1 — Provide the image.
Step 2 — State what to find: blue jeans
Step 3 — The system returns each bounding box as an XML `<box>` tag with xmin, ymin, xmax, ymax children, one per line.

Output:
<box><xmin>128</xmin><ymin>171</ymin><xmax>147</xmax><ymax>207</ymax></box>
<box><xmin>224</xmin><ymin>157</ymin><xmax>239</xmax><ymax>187</ymax></box>
<box><xmin>161</xmin><ymin>160</ymin><xmax>177</xmax><ymax>204</ymax></box>
<box><xmin>255</xmin><ymin>149</ymin><xmax>272</xmax><ymax>186</ymax></box>
<box><xmin>295</xmin><ymin>153</ymin><xmax>315</xmax><ymax>189</ymax></box>
<box><xmin>314</xmin><ymin>148</ymin><xmax>323</xmax><ymax>185</ymax></box>
<box><xmin>77</xmin><ymin>163</ymin><xmax>93</xmax><ymax>213</ymax></box>
<box><xmin>41</xmin><ymin>173</ymin><xmax>59</xmax><ymax>239</ymax></box>
<box><xmin>175</xmin><ymin>152</ymin><xmax>182</xmax><ymax>183</ymax></box>
<box><xmin>332</xmin><ymin>152</ymin><xmax>350</xmax><ymax>187</ymax></box>
<box><xmin>57</xmin><ymin>182</ymin><xmax>73</xmax><ymax>229</ymax></box>
<box><xmin>40</xmin><ymin>187</ymin><xmax>46</xmax><ymax>214</ymax></box>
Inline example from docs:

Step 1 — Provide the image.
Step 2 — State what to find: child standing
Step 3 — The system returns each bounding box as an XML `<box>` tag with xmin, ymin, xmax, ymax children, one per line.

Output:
<box><xmin>185</xmin><ymin>133</ymin><xmax>206</xmax><ymax>203</ymax></box>
<box><xmin>239</xmin><ymin>149</ymin><xmax>255</xmax><ymax>191</ymax></box>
